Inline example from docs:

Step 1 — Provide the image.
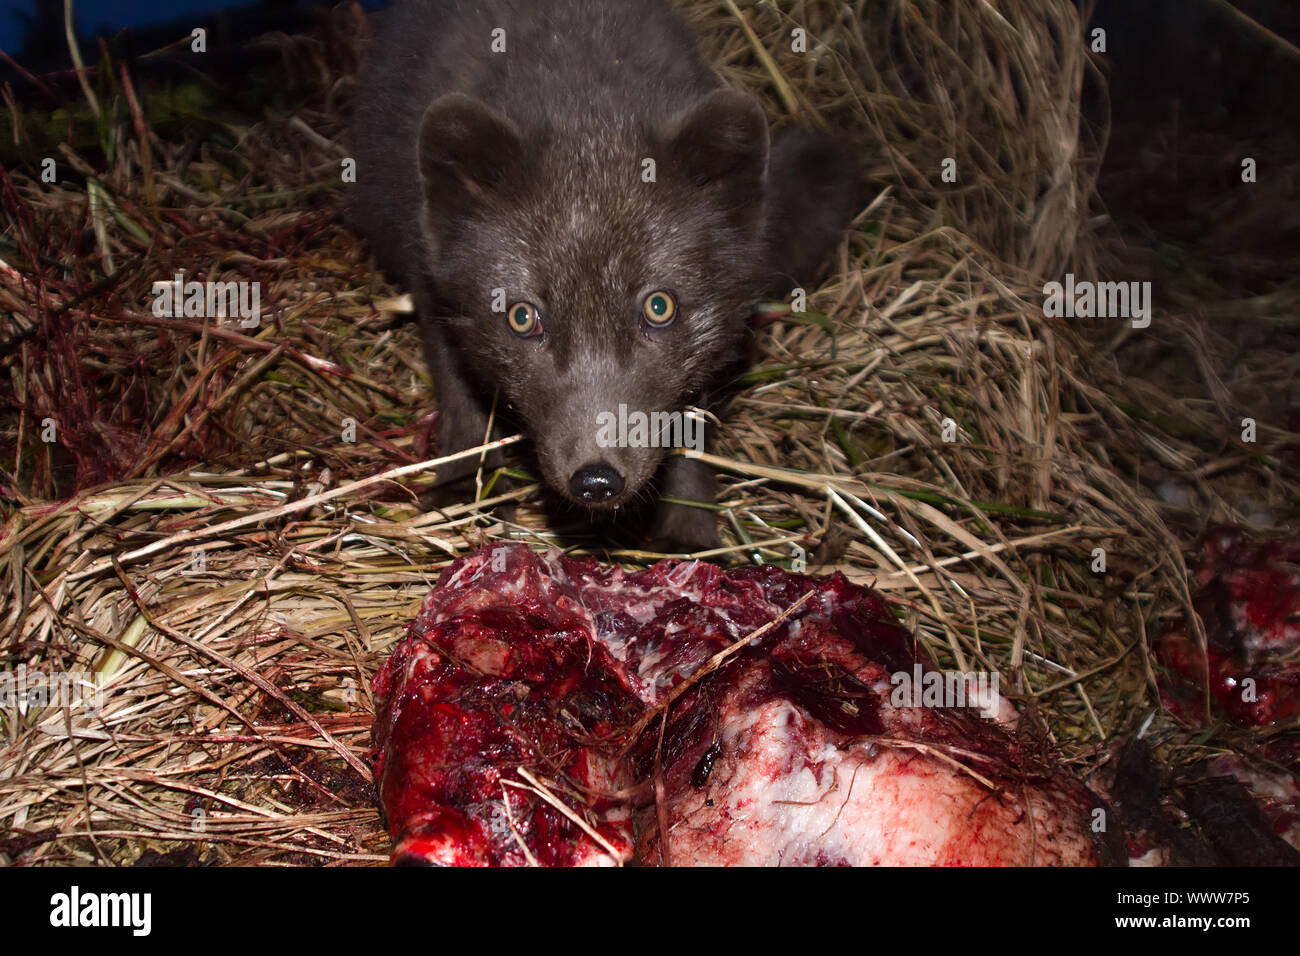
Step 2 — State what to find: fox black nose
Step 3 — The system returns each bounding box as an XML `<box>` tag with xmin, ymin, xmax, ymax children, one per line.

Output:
<box><xmin>569</xmin><ymin>462</ymin><xmax>624</xmax><ymax>502</ymax></box>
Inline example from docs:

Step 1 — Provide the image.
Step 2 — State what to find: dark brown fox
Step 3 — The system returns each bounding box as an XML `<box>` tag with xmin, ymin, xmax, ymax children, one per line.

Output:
<box><xmin>351</xmin><ymin>0</ymin><xmax>860</xmax><ymax>549</ymax></box>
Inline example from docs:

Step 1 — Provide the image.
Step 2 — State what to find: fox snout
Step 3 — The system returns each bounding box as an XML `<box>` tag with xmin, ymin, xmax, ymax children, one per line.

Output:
<box><xmin>536</xmin><ymin>433</ymin><xmax>663</xmax><ymax>512</ymax></box>
<box><xmin>568</xmin><ymin>461</ymin><xmax>625</xmax><ymax>503</ymax></box>
<box><xmin>528</xmin><ymin>402</ymin><xmax>705</xmax><ymax>511</ymax></box>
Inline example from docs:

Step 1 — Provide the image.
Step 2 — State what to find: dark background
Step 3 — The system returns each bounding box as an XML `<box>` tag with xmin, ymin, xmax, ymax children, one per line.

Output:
<box><xmin>1</xmin><ymin>0</ymin><xmax>1298</xmax><ymax>298</ymax></box>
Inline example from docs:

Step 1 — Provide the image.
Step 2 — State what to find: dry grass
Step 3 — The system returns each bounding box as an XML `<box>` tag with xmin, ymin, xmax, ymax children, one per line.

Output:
<box><xmin>0</xmin><ymin>0</ymin><xmax>1295</xmax><ymax>865</ymax></box>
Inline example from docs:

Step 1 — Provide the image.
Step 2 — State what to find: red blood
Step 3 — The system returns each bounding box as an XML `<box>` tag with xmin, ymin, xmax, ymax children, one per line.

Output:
<box><xmin>1155</xmin><ymin>527</ymin><xmax>1300</xmax><ymax>726</ymax></box>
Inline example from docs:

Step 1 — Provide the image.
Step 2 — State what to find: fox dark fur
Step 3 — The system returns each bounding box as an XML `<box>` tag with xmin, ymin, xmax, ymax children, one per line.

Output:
<box><xmin>350</xmin><ymin>0</ymin><xmax>861</xmax><ymax>549</ymax></box>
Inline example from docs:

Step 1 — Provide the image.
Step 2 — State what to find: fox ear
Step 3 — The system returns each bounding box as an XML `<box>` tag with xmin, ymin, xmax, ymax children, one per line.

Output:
<box><xmin>418</xmin><ymin>93</ymin><xmax>525</xmax><ymax>224</ymax></box>
<box><xmin>663</xmin><ymin>89</ymin><xmax>769</xmax><ymax>199</ymax></box>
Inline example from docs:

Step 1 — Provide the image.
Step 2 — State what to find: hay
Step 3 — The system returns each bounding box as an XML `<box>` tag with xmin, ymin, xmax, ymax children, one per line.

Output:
<box><xmin>1</xmin><ymin>0</ymin><xmax>1295</xmax><ymax>865</ymax></box>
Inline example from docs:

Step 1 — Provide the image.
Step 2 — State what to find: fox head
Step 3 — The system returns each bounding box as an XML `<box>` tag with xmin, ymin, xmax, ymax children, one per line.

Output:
<box><xmin>415</xmin><ymin>89</ymin><xmax>770</xmax><ymax>511</ymax></box>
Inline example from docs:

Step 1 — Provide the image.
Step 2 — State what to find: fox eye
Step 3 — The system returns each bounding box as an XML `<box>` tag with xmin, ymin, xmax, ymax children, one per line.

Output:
<box><xmin>641</xmin><ymin>290</ymin><xmax>676</xmax><ymax>327</ymax></box>
<box><xmin>506</xmin><ymin>301</ymin><xmax>541</xmax><ymax>337</ymax></box>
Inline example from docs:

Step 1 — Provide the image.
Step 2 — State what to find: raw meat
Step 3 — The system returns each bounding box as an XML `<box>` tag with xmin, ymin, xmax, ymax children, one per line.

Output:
<box><xmin>370</xmin><ymin>544</ymin><xmax>1113</xmax><ymax>866</ymax></box>
<box><xmin>1156</xmin><ymin>526</ymin><xmax>1300</xmax><ymax>726</ymax></box>
<box><xmin>369</xmin><ymin>546</ymin><xmax>639</xmax><ymax>865</ymax></box>
<box><xmin>1110</xmin><ymin>739</ymin><xmax>1300</xmax><ymax>865</ymax></box>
